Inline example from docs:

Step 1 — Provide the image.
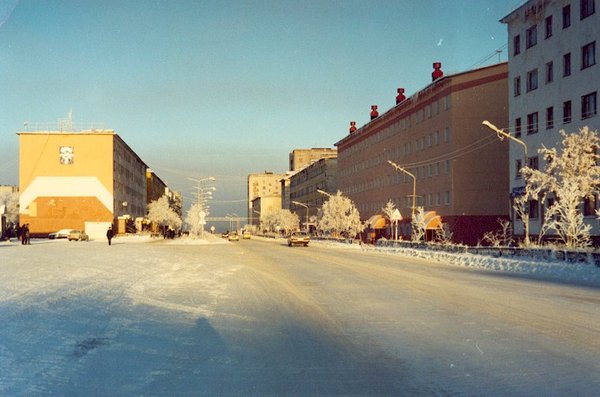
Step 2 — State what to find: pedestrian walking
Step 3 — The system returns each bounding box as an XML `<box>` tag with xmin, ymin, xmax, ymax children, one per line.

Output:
<box><xmin>24</xmin><ymin>224</ymin><xmax>30</xmax><ymax>245</ymax></box>
<box><xmin>106</xmin><ymin>226</ymin><xmax>113</xmax><ymax>246</ymax></box>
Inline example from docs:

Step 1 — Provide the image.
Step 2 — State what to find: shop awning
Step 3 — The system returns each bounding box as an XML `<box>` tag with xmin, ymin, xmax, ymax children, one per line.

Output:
<box><xmin>367</xmin><ymin>214</ymin><xmax>386</xmax><ymax>229</ymax></box>
<box><xmin>422</xmin><ymin>211</ymin><xmax>443</xmax><ymax>230</ymax></box>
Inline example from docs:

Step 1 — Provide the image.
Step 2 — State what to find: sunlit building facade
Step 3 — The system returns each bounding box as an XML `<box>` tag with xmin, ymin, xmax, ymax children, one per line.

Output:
<box><xmin>335</xmin><ymin>63</ymin><xmax>509</xmax><ymax>244</ymax></box>
<box><xmin>501</xmin><ymin>0</ymin><xmax>600</xmax><ymax>240</ymax></box>
<box><xmin>18</xmin><ymin>128</ymin><xmax>172</xmax><ymax>239</ymax></box>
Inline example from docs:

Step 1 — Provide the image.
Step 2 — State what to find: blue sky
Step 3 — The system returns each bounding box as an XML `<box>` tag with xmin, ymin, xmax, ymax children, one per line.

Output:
<box><xmin>0</xmin><ymin>0</ymin><xmax>513</xmax><ymax>217</ymax></box>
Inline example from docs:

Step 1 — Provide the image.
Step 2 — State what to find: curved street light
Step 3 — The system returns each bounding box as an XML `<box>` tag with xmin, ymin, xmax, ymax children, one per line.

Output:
<box><xmin>388</xmin><ymin>160</ymin><xmax>416</xmax><ymax>219</ymax></box>
<box><xmin>482</xmin><ymin>120</ymin><xmax>530</xmax><ymax>246</ymax></box>
<box><xmin>292</xmin><ymin>200</ymin><xmax>309</xmax><ymax>231</ymax></box>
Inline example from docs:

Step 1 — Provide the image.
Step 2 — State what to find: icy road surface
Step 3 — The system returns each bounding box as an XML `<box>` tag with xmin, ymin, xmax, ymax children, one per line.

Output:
<box><xmin>1</xmin><ymin>237</ymin><xmax>599</xmax><ymax>396</ymax></box>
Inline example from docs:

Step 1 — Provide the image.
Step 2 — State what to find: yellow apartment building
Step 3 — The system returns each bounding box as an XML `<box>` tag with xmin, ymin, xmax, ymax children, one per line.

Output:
<box><xmin>289</xmin><ymin>148</ymin><xmax>337</xmax><ymax>171</ymax></box>
<box><xmin>335</xmin><ymin>62</ymin><xmax>509</xmax><ymax>245</ymax></box>
<box><xmin>18</xmin><ymin>129</ymin><xmax>161</xmax><ymax>239</ymax></box>
<box><xmin>247</xmin><ymin>171</ymin><xmax>285</xmax><ymax>225</ymax></box>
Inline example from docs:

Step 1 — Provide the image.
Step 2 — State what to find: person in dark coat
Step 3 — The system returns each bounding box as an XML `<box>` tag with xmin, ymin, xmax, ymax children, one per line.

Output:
<box><xmin>106</xmin><ymin>226</ymin><xmax>114</xmax><ymax>246</ymax></box>
<box><xmin>24</xmin><ymin>224</ymin><xmax>30</xmax><ymax>245</ymax></box>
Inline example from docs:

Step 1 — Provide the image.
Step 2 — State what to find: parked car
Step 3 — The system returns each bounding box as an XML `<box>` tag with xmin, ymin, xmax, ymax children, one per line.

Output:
<box><xmin>288</xmin><ymin>231</ymin><xmax>310</xmax><ymax>247</ymax></box>
<box><xmin>49</xmin><ymin>229</ymin><xmax>75</xmax><ymax>239</ymax></box>
<box><xmin>221</xmin><ymin>232</ymin><xmax>230</xmax><ymax>238</ymax></box>
<box><xmin>228</xmin><ymin>232</ymin><xmax>240</xmax><ymax>242</ymax></box>
<box><xmin>68</xmin><ymin>230</ymin><xmax>89</xmax><ymax>241</ymax></box>
<box><xmin>242</xmin><ymin>230</ymin><xmax>252</xmax><ymax>239</ymax></box>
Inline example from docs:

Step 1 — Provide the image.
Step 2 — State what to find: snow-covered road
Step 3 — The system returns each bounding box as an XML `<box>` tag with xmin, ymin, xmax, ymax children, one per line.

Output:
<box><xmin>1</xmin><ymin>236</ymin><xmax>599</xmax><ymax>396</ymax></box>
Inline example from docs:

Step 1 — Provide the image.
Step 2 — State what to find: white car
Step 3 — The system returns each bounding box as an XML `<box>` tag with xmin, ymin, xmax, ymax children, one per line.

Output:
<box><xmin>48</xmin><ymin>229</ymin><xmax>75</xmax><ymax>239</ymax></box>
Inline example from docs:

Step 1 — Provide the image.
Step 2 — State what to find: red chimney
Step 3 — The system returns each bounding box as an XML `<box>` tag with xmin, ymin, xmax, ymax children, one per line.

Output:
<box><xmin>396</xmin><ymin>88</ymin><xmax>406</xmax><ymax>104</ymax></box>
<box><xmin>432</xmin><ymin>62</ymin><xmax>443</xmax><ymax>81</ymax></box>
<box><xmin>349</xmin><ymin>121</ymin><xmax>357</xmax><ymax>133</ymax></box>
<box><xmin>370</xmin><ymin>105</ymin><xmax>379</xmax><ymax>120</ymax></box>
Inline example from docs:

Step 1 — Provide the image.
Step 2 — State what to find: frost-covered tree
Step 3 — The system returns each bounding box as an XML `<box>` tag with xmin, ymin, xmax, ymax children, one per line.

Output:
<box><xmin>260</xmin><ymin>209</ymin><xmax>299</xmax><ymax>235</ymax></box>
<box><xmin>317</xmin><ymin>191</ymin><xmax>363</xmax><ymax>238</ymax></box>
<box><xmin>147</xmin><ymin>195</ymin><xmax>182</xmax><ymax>232</ymax></box>
<box><xmin>481</xmin><ymin>218</ymin><xmax>513</xmax><ymax>247</ymax></box>
<box><xmin>512</xmin><ymin>195</ymin><xmax>531</xmax><ymax>246</ymax></box>
<box><xmin>381</xmin><ymin>200</ymin><xmax>402</xmax><ymax>240</ymax></box>
<box><xmin>0</xmin><ymin>190</ymin><xmax>19</xmax><ymax>224</ymax></box>
<box><xmin>521</xmin><ymin>127</ymin><xmax>600</xmax><ymax>248</ymax></box>
<box><xmin>411</xmin><ymin>206</ymin><xmax>426</xmax><ymax>242</ymax></box>
<box><xmin>435</xmin><ymin>223</ymin><xmax>454</xmax><ymax>245</ymax></box>
<box><xmin>185</xmin><ymin>203</ymin><xmax>207</xmax><ymax>237</ymax></box>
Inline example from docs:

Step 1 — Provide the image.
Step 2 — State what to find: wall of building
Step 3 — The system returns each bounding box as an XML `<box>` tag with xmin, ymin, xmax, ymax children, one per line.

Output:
<box><xmin>247</xmin><ymin>172</ymin><xmax>285</xmax><ymax>221</ymax></box>
<box><xmin>335</xmin><ymin>63</ymin><xmax>509</xmax><ymax>244</ymax></box>
<box><xmin>113</xmin><ymin>135</ymin><xmax>147</xmax><ymax>222</ymax></box>
<box><xmin>503</xmin><ymin>0</ymin><xmax>600</xmax><ymax>238</ymax></box>
<box><xmin>289</xmin><ymin>157</ymin><xmax>337</xmax><ymax>225</ymax></box>
<box><xmin>18</xmin><ymin>131</ymin><xmax>115</xmax><ymax>235</ymax></box>
<box><xmin>289</xmin><ymin>148</ymin><xmax>337</xmax><ymax>171</ymax></box>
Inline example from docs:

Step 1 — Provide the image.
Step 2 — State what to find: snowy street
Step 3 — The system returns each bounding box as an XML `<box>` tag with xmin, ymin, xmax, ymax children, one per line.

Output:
<box><xmin>1</xmin><ymin>237</ymin><xmax>600</xmax><ymax>396</ymax></box>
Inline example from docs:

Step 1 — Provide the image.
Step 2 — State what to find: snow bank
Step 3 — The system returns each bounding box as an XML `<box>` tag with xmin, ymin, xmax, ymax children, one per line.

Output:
<box><xmin>311</xmin><ymin>239</ymin><xmax>600</xmax><ymax>287</ymax></box>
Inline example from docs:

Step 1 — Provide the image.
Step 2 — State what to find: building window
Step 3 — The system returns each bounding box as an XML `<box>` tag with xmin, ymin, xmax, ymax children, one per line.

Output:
<box><xmin>581</xmin><ymin>0</ymin><xmax>596</xmax><ymax>19</ymax></box>
<box><xmin>546</xmin><ymin>106</ymin><xmax>554</xmax><ymax>129</ymax></box>
<box><xmin>528</xmin><ymin>156</ymin><xmax>539</xmax><ymax>170</ymax></box>
<box><xmin>563</xmin><ymin>100</ymin><xmax>572</xmax><ymax>124</ymax></box>
<box><xmin>514</xmin><ymin>76</ymin><xmax>521</xmax><ymax>96</ymax></box>
<box><xmin>563</xmin><ymin>53</ymin><xmax>572</xmax><ymax>76</ymax></box>
<box><xmin>545</xmin><ymin>15</ymin><xmax>553</xmax><ymax>38</ymax></box>
<box><xmin>545</xmin><ymin>61</ymin><xmax>554</xmax><ymax>83</ymax></box>
<box><xmin>444</xmin><ymin>191</ymin><xmax>450</xmax><ymax>205</ymax></box>
<box><xmin>444</xmin><ymin>127</ymin><xmax>450</xmax><ymax>142</ymax></box>
<box><xmin>515</xmin><ymin>117</ymin><xmax>522</xmax><ymax>138</ymax></box>
<box><xmin>514</xmin><ymin>34</ymin><xmax>521</xmax><ymax>55</ymax></box>
<box><xmin>526</xmin><ymin>25</ymin><xmax>537</xmax><ymax>48</ymax></box>
<box><xmin>529</xmin><ymin>200</ymin><xmax>539</xmax><ymax>220</ymax></box>
<box><xmin>563</xmin><ymin>5</ymin><xmax>571</xmax><ymax>28</ymax></box>
<box><xmin>526</xmin><ymin>69</ymin><xmax>538</xmax><ymax>91</ymax></box>
<box><xmin>515</xmin><ymin>159</ymin><xmax>523</xmax><ymax>179</ymax></box>
<box><xmin>584</xmin><ymin>194</ymin><xmax>597</xmax><ymax>216</ymax></box>
<box><xmin>527</xmin><ymin>112</ymin><xmax>539</xmax><ymax>135</ymax></box>
<box><xmin>582</xmin><ymin>41</ymin><xmax>596</xmax><ymax>69</ymax></box>
<box><xmin>582</xmin><ymin>92</ymin><xmax>597</xmax><ymax>119</ymax></box>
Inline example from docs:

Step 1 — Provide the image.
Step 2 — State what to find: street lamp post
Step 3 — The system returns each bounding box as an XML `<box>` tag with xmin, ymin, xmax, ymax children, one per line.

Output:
<box><xmin>292</xmin><ymin>200</ymin><xmax>309</xmax><ymax>231</ymax></box>
<box><xmin>387</xmin><ymin>160</ymin><xmax>416</xmax><ymax>219</ymax></box>
<box><xmin>316</xmin><ymin>189</ymin><xmax>332</xmax><ymax>198</ymax></box>
<box><xmin>482</xmin><ymin>120</ymin><xmax>530</xmax><ymax>246</ymax></box>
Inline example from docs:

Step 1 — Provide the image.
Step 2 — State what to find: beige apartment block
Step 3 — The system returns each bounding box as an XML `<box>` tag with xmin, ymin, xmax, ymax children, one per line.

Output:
<box><xmin>251</xmin><ymin>195</ymin><xmax>282</xmax><ymax>229</ymax></box>
<box><xmin>289</xmin><ymin>157</ymin><xmax>337</xmax><ymax>230</ymax></box>
<box><xmin>289</xmin><ymin>148</ymin><xmax>337</xmax><ymax>171</ymax></box>
<box><xmin>335</xmin><ymin>62</ymin><xmax>509</xmax><ymax>244</ymax></box>
<box><xmin>247</xmin><ymin>171</ymin><xmax>285</xmax><ymax>224</ymax></box>
<box><xmin>18</xmin><ymin>129</ymin><xmax>166</xmax><ymax>238</ymax></box>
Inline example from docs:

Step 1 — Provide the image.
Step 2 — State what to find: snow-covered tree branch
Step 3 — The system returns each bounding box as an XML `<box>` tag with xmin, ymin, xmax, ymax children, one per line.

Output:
<box><xmin>317</xmin><ymin>191</ymin><xmax>364</xmax><ymax>238</ymax></box>
<box><xmin>521</xmin><ymin>127</ymin><xmax>600</xmax><ymax>248</ymax></box>
<box><xmin>147</xmin><ymin>195</ymin><xmax>182</xmax><ymax>232</ymax></box>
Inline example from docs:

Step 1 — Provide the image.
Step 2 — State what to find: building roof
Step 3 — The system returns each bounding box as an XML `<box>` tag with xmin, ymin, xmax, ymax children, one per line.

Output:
<box><xmin>335</xmin><ymin>62</ymin><xmax>508</xmax><ymax>149</ymax></box>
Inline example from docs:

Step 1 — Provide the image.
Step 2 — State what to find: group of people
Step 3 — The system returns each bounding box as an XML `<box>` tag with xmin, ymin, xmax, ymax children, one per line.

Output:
<box><xmin>18</xmin><ymin>224</ymin><xmax>31</xmax><ymax>245</ymax></box>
